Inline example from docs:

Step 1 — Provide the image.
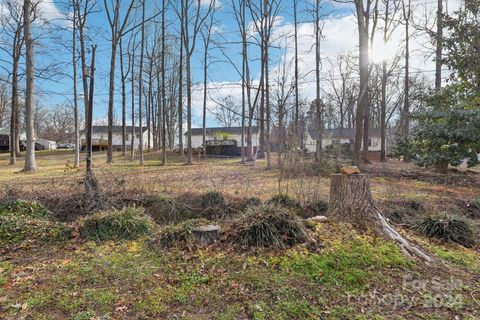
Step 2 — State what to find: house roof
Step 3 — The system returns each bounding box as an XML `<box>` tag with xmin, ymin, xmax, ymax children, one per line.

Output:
<box><xmin>81</xmin><ymin>126</ymin><xmax>149</xmax><ymax>134</ymax></box>
<box><xmin>308</xmin><ymin>127</ymin><xmax>397</xmax><ymax>140</ymax></box>
<box><xmin>186</xmin><ymin>126</ymin><xmax>259</xmax><ymax>136</ymax></box>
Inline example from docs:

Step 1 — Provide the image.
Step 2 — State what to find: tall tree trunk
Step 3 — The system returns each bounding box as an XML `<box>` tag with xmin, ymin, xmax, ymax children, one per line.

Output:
<box><xmin>107</xmin><ymin>40</ymin><xmax>117</xmax><ymax>163</ymax></box>
<box><xmin>120</xmin><ymin>39</ymin><xmax>127</xmax><ymax>156</ymax></box>
<box><xmin>355</xmin><ymin>13</ymin><xmax>369</xmax><ymax>166</ymax></box>
<box><xmin>22</xmin><ymin>0</ymin><xmax>37</xmax><ymax>172</ymax></box>
<box><xmin>202</xmin><ymin>39</ymin><xmax>208</xmax><ymax>160</ymax></box>
<box><xmin>161</xmin><ymin>0</ymin><xmax>167</xmax><ymax>165</ymax></box>
<box><xmin>264</xmin><ymin>0</ymin><xmax>272</xmax><ymax>170</ymax></box>
<box><xmin>130</xmin><ymin>52</ymin><xmax>136</xmax><ymax>161</ymax></box>
<box><xmin>9</xmin><ymin>57</ymin><xmax>19</xmax><ymax>165</ymax></box>
<box><xmin>314</xmin><ymin>0</ymin><xmax>322</xmax><ymax>162</ymax></box>
<box><xmin>85</xmin><ymin>45</ymin><xmax>99</xmax><ymax>195</ymax></box>
<box><xmin>138</xmin><ymin>0</ymin><xmax>146</xmax><ymax>166</ymax></box>
<box><xmin>178</xmin><ymin>13</ymin><xmax>185</xmax><ymax>163</ymax></box>
<box><xmin>380</xmin><ymin>59</ymin><xmax>387</xmax><ymax>162</ymax></box>
<box><xmin>147</xmin><ymin>64</ymin><xmax>153</xmax><ymax>151</ymax></box>
<box><xmin>435</xmin><ymin>0</ymin><xmax>443</xmax><ymax>91</ymax></box>
<box><xmin>293</xmin><ymin>0</ymin><xmax>299</xmax><ymax>141</ymax></box>
<box><xmin>72</xmin><ymin>9</ymin><xmax>80</xmax><ymax>168</ymax></box>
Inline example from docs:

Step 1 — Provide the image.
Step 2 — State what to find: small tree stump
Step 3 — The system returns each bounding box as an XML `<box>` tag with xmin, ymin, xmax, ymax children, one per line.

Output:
<box><xmin>191</xmin><ymin>225</ymin><xmax>220</xmax><ymax>246</ymax></box>
<box><xmin>327</xmin><ymin>173</ymin><xmax>432</xmax><ymax>262</ymax></box>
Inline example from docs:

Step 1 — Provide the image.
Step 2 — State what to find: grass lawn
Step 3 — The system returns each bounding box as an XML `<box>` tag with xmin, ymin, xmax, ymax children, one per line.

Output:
<box><xmin>1</xmin><ymin>151</ymin><xmax>479</xmax><ymax>319</ymax></box>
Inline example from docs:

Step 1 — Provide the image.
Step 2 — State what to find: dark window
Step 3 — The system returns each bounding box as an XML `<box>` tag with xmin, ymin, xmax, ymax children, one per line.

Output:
<box><xmin>368</xmin><ymin>139</ymin><xmax>372</xmax><ymax>147</ymax></box>
<box><xmin>332</xmin><ymin>139</ymin><xmax>340</xmax><ymax>145</ymax></box>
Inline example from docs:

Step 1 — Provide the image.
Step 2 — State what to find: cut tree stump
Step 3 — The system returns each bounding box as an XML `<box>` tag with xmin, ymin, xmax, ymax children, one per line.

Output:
<box><xmin>327</xmin><ymin>173</ymin><xmax>432</xmax><ymax>262</ymax></box>
<box><xmin>191</xmin><ymin>225</ymin><xmax>221</xmax><ymax>246</ymax></box>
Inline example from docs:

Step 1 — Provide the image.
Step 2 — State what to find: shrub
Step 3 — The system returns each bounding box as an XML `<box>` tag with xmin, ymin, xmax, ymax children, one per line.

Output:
<box><xmin>200</xmin><ymin>191</ymin><xmax>226</xmax><ymax>208</ymax></box>
<box><xmin>311</xmin><ymin>200</ymin><xmax>329</xmax><ymax>215</ymax></box>
<box><xmin>0</xmin><ymin>200</ymin><xmax>71</xmax><ymax>245</ymax></box>
<box><xmin>267</xmin><ymin>194</ymin><xmax>300</xmax><ymax>209</ymax></box>
<box><xmin>474</xmin><ymin>198</ymin><xmax>480</xmax><ymax>211</ymax></box>
<box><xmin>244</xmin><ymin>197</ymin><xmax>262</xmax><ymax>208</ymax></box>
<box><xmin>152</xmin><ymin>219</ymin><xmax>210</xmax><ymax>248</ymax></box>
<box><xmin>79</xmin><ymin>207</ymin><xmax>156</xmax><ymax>241</ymax></box>
<box><xmin>232</xmin><ymin>205</ymin><xmax>307</xmax><ymax>248</ymax></box>
<box><xmin>300</xmin><ymin>200</ymin><xmax>329</xmax><ymax>219</ymax></box>
<box><xmin>0</xmin><ymin>199</ymin><xmax>51</xmax><ymax>219</ymax></box>
<box><xmin>416</xmin><ymin>214</ymin><xmax>476</xmax><ymax>247</ymax></box>
<box><xmin>146</xmin><ymin>194</ymin><xmax>194</xmax><ymax>224</ymax></box>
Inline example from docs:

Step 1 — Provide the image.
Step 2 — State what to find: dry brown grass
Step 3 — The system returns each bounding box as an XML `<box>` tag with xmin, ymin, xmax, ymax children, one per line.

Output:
<box><xmin>1</xmin><ymin>151</ymin><xmax>479</xmax><ymax>224</ymax></box>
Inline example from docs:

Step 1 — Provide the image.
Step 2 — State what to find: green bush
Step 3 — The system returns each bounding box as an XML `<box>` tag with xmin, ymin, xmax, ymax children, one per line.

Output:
<box><xmin>200</xmin><ymin>191</ymin><xmax>226</xmax><ymax>208</ymax></box>
<box><xmin>233</xmin><ymin>205</ymin><xmax>307</xmax><ymax>248</ymax></box>
<box><xmin>79</xmin><ymin>207</ymin><xmax>156</xmax><ymax>241</ymax></box>
<box><xmin>474</xmin><ymin>198</ymin><xmax>480</xmax><ymax>211</ymax></box>
<box><xmin>0</xmin><ymin>199</ymin><xmax>51</xmax><ymax>219</ymax></box>
<box><xmin>244</xmin><ymin>197</ymin><xmax>262</xmax><ymax>208</ymax></box>
<box><xmin>267</xmin><ymin>194</ymin><xmax>300</xmax><ymax>209</ymax></box>
<box><xmin>146</xmin><ymin>194</ymin><xmax>194</xmax><ymax>224</ymax></box>
<box><xmin>0</xmin><ymin>200</ymin><xmax>71</xmax><ymax>245</ymax></box>
<box><xmin>416</xmin><ymin>214</ymin><xmax>476</xmax><ymax>247</ymax></box>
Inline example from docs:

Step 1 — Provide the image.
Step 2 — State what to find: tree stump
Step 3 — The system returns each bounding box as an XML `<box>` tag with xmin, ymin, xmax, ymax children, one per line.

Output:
<box><xmin>327</xmin><ymin>173</ymin><xmax>432</xmax><ymax>262</ymax></box>
<box><xmin>191</xmin><ymin>225</ymin><xmax>220</xmax><ymax>246</ymax></box>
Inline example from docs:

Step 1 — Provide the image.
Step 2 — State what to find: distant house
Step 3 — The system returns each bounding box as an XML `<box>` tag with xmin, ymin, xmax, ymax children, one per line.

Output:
<box><xmin>80</xmin><ymin>125</ymin><xmax>152</xmax><ymax>151</ymax></box>
<box><xmin>0</xmin><ymin>127</ymin><xmax>56</xmax><ymax>151</ymax></box>
<box><xmin>305</xmin><ymin>127</ymin><xmax>397</xmax><ymax>160</ymax></box>
<box><xmin>185</xmin><ymin>127</ymin><xmax>259</xmax><ymax>156</ymax></box>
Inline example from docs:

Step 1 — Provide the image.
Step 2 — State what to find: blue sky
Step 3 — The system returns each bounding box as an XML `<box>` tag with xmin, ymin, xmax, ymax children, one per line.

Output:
<box><xmin>0</xmin><ymin>0</ymin><xmax>451</xmax><ymax>128</ymax></box>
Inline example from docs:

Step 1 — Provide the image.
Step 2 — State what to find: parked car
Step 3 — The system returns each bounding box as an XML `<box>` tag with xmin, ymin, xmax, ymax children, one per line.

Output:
<box><xmin>57</xmin><ymin>143</ymin><xmax>75</xmax><ymax>150</ymax></box>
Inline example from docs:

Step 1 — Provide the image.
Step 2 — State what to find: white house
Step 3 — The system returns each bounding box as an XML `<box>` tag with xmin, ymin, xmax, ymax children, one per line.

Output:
<box><xmin>186</xmin><ymin>127</ymin><xmax>260</xmax><ymax>155</ymax></box>
<box><xmin>305</xmin><ymin>127</ymin><xmax>397</xmax><ymax>159</ymax></box>
<box><xmin>0</xmin><ymin>127</ymin><xmax>56</xmax><ymax>151</ymax></box>
<box><xmin>80</xmin><ymin>126</ymin><xmax>152</xmax><ymax>151</ymax></box>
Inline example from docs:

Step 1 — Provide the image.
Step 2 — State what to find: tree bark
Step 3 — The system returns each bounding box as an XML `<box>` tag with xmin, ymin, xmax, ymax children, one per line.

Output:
<box><xmin>138</xmin><ymin>0</ymin><xmax>146</xmax><ymax>166</ymax></box>
<box><xmin>72</xmin><ymin>7</ymin><xmax>80</xmax><ymax>168</ymax></box>
<box><xmin>22</xmin><ymin>0</ymin><xmax>37</xmax><ymax>173</ymax></box>
<box><xmin>328</xmin><ymin>174</ymin><xmax>432</xmax><ymax>262</ymax></box>
<box><xmin>435</xmin><ymin>0</ymin><xmax>443</xmax><ymax>92</ymax></box>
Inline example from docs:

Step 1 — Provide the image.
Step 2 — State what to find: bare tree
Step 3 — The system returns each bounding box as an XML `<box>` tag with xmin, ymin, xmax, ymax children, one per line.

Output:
<box><xmin>21</xmin><ymin>0</ymin><xmax>36</xmax><ymax>172</ymax></box>
<box><xmin>400</xmin><ymin>0</ymin><xmax>411</xmax><ymax>142</ymax></box>
<box><xmin>435</xmin><ymin>0</ymin><xmax>443</xmax><ymax>91</ymax></box>
<box><xmin>161</xmin><ymin>0</ymin><xmax>167</xmax><ymax>165</ymax></box>
<box><xmin>138</xmin><ymin>0</ymin><xmax>146</xmax><ymax>166</ymax></box>
<box><xmin>178</xmin><ymin>0</ymin><xmax>215</xmax><ymax>165</ymax></box>
<box><xmin>201</xmin><ymin>1</ymin><xmax>217</xmax><ymax>159</ymax></box>
<box><xmin>104</xmin><ymin>0</ymin><xmax>136</xmax><ymax>164</ymax></box>
<box><xmin>211</xmin><ymin>95</ymin><xmax>241</xmax><ymax>127</ymax></box>
<box><xmin>70</xmin><ymin>0</ymin><xmax>80</xmax><ymax>167</ymax></box>
<box><xmin>84</xmin><ymin>45</ymin><xmax>98</xmax><ymax>195</ymax></box>
<box><xmin>119</xmin><ymin>37</ymin><xmax>131</xmax><ymax>156</ymax></box>
<box><xmin>379</xmin><ymin>0</ymin><xmax>400</xmax><ymax>162</ymax></box>
<box><xmin>337</xmin><ymin>0</ymin><xmax>379</xmax><ymax>165</ymax></box>
<box><xmin>1</xmin><ymin>0</ymin><xmax>24</xmax><ymax>165</ymax></box>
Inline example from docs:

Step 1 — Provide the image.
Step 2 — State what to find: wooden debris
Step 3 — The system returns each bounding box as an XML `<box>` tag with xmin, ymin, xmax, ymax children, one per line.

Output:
<box><xmin>341</xmin><ymin>166</ymin><xmax>361</xmax><ymax>175</ymax></box>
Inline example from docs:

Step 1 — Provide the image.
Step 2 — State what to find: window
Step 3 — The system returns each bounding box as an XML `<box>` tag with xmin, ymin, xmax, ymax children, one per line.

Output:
<box><xmin>126</xmin><ymin>134</ymin><xmax>129</xmax><ymax>141</ymax></box>
<box><xmin>368</xmin><ymin>139</ymin><xmax>372</xmax><ymax>147</ymax></box>
<box><xmin>332</xmin><ymin>139</ymin><xmax>340</xmax><ymax>145</ymax></box>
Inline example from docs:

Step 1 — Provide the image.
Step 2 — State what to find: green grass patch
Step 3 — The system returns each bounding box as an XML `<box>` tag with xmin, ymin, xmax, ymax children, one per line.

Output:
<box><xmin>278</xmin><ymin>236</ymin><xmax>412</xmax><ymax>292</ymax></box>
